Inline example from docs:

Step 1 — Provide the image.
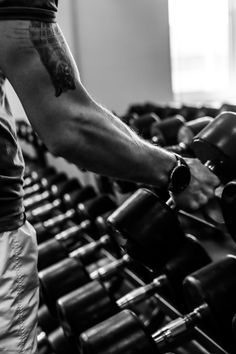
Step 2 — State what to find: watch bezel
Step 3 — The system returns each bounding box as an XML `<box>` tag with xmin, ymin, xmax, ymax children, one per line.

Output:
<box><xmin>168</xmin><ymin>154</ymin><xmax>191</xmax><ymax>194</ymax></box>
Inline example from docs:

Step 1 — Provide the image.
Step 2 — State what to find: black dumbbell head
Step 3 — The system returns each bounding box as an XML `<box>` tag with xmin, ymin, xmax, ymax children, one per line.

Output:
<box><xmin>163</xmin><ymin>234</ymin><xmax>211</xmax><ymax>302</ymax></box>
<box><xmin>57</xmin><ymin>279</ymin><xmax>119</xmax><ymax>338</ymax></box>
<box><xmin>79</xmin><ymin>309</ymin><xmax>158</xmax><ymax>354</ymax></box>
<box><xmin>192</xmin><ymin>112</ymin><xmax>236</xmax><ymax>183</ymax></box>
<box><xmin>108</xmin><ymin>188</ymin><xmax>185</xmax><ymax>270</ymax></box>
<box><xmin>221</xmin><ymin>180</ymin><xmax>236</xmax><ymax>243</ymax></box>
<box><xmin>39</xmin><ymin>257</ymin><xmax>90</xmax><ymax>316</ymax></box>
<box><xmin>48</xmin><ymin>327</ymin><xmax>77</xmax><ymax>354</ymax></box>
<box><xmin>183</xmin><ymin>255</ymin><xmax>236</xmax><ymax>342</ymax></box>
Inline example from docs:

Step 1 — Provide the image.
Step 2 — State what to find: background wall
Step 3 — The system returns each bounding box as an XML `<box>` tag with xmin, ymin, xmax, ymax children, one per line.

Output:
<box><xmin>74</xmin><ymin>0</ymin><xmax>173</xmax><ymax>115</ymax></box>
<box><xmin>6</xmin><ymin>0</ymin><xmax>173</xmax><ymax>117</ymax></box>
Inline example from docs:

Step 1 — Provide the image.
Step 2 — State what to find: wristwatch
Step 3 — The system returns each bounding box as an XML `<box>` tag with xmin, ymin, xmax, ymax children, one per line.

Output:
<box><xmin>168</xmin><ymin>154</ymin><xmax>191</xmax><ymax>194</ymax></box>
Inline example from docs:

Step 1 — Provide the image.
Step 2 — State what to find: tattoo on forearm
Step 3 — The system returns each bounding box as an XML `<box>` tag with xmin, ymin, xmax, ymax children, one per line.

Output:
<box><xmin>29</xmin><ymin>21</ymin><xmax>76</xmax><ymax>97</ymax></box>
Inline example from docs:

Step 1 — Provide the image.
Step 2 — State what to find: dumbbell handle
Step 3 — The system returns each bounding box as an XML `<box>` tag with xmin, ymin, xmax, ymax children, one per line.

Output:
<box><xmin>35</xmin><ymin>197</ymin><xmax>98</xmax><ymax>230</ymax></box>
<box><xmin>24</xmin><ymin>174</ymin><xmax>54</xmax><ymax>196</ymax></box>
<box><xmin>89</xmin><ymin>254</ymin><xmax>130</xmax><ymax>281</ymax></box>
<box><xmin>24</xmin><ymin>190</ymin><xmax>51</xmax><ymax>208</ymax></box>
<box><xmin>204</xmin><ymin>160</ymin><xmax>220</xmax><ymax>176</ymax></box>
<box><xmin>152</xmin><ymin>304</ymin><xmax>208</xmax><ymax>350</ymax></box>
<box><xmin>117</xmin><ymin>275</ymin><xmax>167</xmax><ymax>308</ymax></box>
<box><xmin>55</xmin><ymin>220</ymin><xmax>90</xmax><ymax>242</ymax></box>
<box><xmin>42</xmin><ymin>208</ymin><xmax>76</xmax><ymax>228</ymax></box>
<box><xmin>166</xmin><ymin>197</ymin><xmax>176</xmax><ymax>208</ymax></box>
<box><xmin>28</xmin><ymin>198</ymin><xmax>61</xmax><ymax>220</ymax></box>
<box><xmin>24</xmin><ymin>171</ymin><xmax>39</xmax><ymax>188</ymax></box>
<box><xmin>24</xmin><ymin>181</ymin><xmax>42</xmax><ymax>195</ymax></box>
<box><xmin>69</xmin><ymin>234</ymin><xmax>110</xmax><ymax>260</ymax></box>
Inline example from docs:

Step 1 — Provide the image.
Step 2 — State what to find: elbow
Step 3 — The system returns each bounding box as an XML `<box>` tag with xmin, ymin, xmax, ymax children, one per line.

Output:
<box><xmin>45</xmin><ymin>119</ymin><xmax>88</xmax><ymax>167</ymax></box>
<box><xmin>42</xmin><ymin>102</ymin><xmax>102</xmax><ymax>166</ymax></box>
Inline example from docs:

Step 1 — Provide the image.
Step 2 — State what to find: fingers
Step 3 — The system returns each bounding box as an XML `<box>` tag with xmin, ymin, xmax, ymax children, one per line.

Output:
<box><xmin>200</xmin><ymin>185</ymin><xmax>217</xmax><ymax>199</ymax></box>
<box><xmin>175</xmin><ymin>191</ymin><xmax>210</xmax><ymax>211</ymax></box>
<box><xmin>204</xmin><ymin>171</ymin><xmax>220</xmax><ymax>188</ymax></box>
<box><xmin>173</xmin><ymin>158</ymin><xmax>221</xmax><ymax>211</ymax></box>
<box><xmin>186</xmin><ymin>158</ymin><xmax>220</xmax><ymax>187</ymax></box>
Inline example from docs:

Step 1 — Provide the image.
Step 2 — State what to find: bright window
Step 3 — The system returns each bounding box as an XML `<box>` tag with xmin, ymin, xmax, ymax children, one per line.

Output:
<box><xmin>168</xmin><ymin>0</ymin><xmax>230</xmax><ymax>101</ymax></box>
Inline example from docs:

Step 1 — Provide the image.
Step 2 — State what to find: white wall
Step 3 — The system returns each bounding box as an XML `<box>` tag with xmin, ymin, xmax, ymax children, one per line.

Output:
<box><xmin>74</xmin><ymin>0</ymin><xmax>173</xmax><ymax>115</ymax></box>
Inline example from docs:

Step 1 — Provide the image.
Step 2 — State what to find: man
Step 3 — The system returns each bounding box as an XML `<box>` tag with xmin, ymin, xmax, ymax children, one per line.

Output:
<box><xmin>0</xmin><ymin>1</ymin><xmax>219</xmax><ymax>353</ymax></box>
<box><xmin>0</xmin><ymin>70</ymin><xmax>39</xmax><ymax>353</ymax></box>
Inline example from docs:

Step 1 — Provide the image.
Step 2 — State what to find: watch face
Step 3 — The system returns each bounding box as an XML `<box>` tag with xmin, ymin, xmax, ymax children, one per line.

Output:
<box><xmin>171</xmin><ymin>164</ymin><xmax>191</xmax><ymax>193</ymax></box>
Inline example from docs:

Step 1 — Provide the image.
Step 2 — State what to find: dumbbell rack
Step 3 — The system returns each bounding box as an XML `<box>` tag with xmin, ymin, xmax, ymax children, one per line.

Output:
<box><xmin>18</xmin><ymin>122</ymin><xmax>235</xmax><ymax>354</ymax></box>
<box><xmin>98</xmin><ymin>245</ymin><xmax>229</xmax><ymax>354</ymax></box>
<box><xmin>76</xmin><ymin>218</ymin><xmax>231</xmax><ymax>354</ymax></box>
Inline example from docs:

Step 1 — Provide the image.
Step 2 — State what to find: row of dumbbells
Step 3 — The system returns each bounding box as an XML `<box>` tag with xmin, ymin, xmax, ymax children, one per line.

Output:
<box><xmin>23</xmin><ymin>163</ymin><xmax>236</xmax><ymax>354</ymax></box>
<box><xmin>20</xmin><ymin>105</ymin><xmax>236</xmax><ymax>353</ymax></box>
<box><xmin>22</xmin><ymin>166</ymin><xmax>130</xmax><ymax>353</ymax></box>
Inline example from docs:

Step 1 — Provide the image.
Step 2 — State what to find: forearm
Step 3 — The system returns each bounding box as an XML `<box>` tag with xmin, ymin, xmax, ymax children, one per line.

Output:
<box><xmin>55</xmin><ymin>101</ymin><xmax>177</xmax><ymax>189</ymax></box>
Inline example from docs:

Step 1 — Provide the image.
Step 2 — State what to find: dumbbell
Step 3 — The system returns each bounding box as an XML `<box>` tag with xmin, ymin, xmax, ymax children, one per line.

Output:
<box><xmin>196</xmin><ymin>105</ymin><xmax>220</xmax><ymax>119</ymax></box>
<box><xmin>94</xmin><ymin>175</ymin><xmax>115</xmax><ymax>196</ymax></box>
<box><xmin>150</xmin><ymin>114</ymin><xmax>186</xmax><ymax>146</ymax></box>
<box><xmin>221</xmin><ymin>180</ymin><xmax>236</xmax><ymax>243</ymax></box>
<box><xmin>57</xmin><ymin>234</ymin><xmax>210</xmax><ymax>339</ymax></box>
<box><xmin>232</xmin><ymin>313</ymin><xmax>236</xmax><ymax>344</ymax></box>
<box><xmin>24</xmin><ymin>167</ymin><xmax>55</xmax><ymax>188</ymax></box>
<box><xmin>107</xmin><ymin>188</ymin><xmax>186</xmax><ymax>270</ymax></box>
<box><xmin>37</xmin><ymin>330</ymin><xmax>53</xmax><ymax>354</ymax></box>
<box><xmin>164</xmin><ymin>105</ymin><xmax>182</xmax><ymax>118</ymax></box>
<box><xmin>39</xmin><ymin>253</ymin><xmax>131</xmax><ymax>316</ymax></box>
<box><xmin>48</xmin><ymin>327</ymin><xmax>78</xmax><ymax>354</ymax></box>
<box><xmin>16</xmin><ymin>120</ymin><xmax>32</xmax><ymax>140</ymax></box>
<box><xmin>33</xmin><ymin>184</ymin><xmax>95</xmax><ymax>236</ymax></box>
<box><xmin>35</xmin><ymin>192</ymin><xmax>114</xmax><ymax>244</ymax></box>
<box><xmin>37</xmin><ymin>327</ymin><xmax>77</xmax><ymax>354</ymax></box>
<box><xmin>37</xmin><ymin>196</ymin><xmax>118</xmax><ymax>270</ymax></box>
<box><xmin>165</xmin><ymin>116</ymin><xmax>214</xmax><ymax>154</ymax></box>
<box><xmin>23</xmin><ymin>169</ymin><xmax>60</xmax><ymax>198</ymax></box>
<box><xmin>220</xmin><ymin>103</ymin><xmax>236</xmax><ymax>114</ymax></box>
<box><xmin>191</xmin><ymin>111</ymin><xmax>236</xmax><ymax>183</ymax></box>
<box><xmin>24</xmin><ymin>173</ymin><xmax>68</xmax><ymax>210</ymax></box>
<box><xmin>126</xmin><ymin>103</ymin><xmax>167</xmax><ymax>119</ymax></box>
<box><xmin>151</xmin><ymin>115</ymin><xmax>213</xmax><ymax>147</ymax></box>
<box><xmin>129</xmin><ymin>113</ymin><xmax>161</xmax><ymax>139</ymax></box>
<box><xmin>79</xmin><ymin>255</ymin><xmax>236</xmax><ymax>354</ymax></box>
<box><xmin>38</xmin><ymin>304</ymin><xmax>60</xmax><ymax>335</ymax></box>
<box><xmin>179</xmin><ymin>104</ymin><xmax>202</xmax><ymax>121</ymax></box>
<box><xmin>26</xmin><ymin>179</ymin><xmax>82</xmax><ymax>224</ymax></box>
<box><xmin>119</xmin><ymin>112</ymin><xmax>139</xmax><ymax>126</ymax></box>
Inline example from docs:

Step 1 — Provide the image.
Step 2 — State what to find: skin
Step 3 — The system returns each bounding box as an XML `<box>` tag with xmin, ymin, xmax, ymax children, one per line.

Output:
<box><xmin>0</xmin><ymin>19</ymin><xmax>219</xmax><ymax>210</ymax></box>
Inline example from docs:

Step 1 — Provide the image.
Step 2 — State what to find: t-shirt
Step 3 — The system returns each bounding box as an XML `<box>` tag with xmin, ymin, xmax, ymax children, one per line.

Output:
<box><xmin>0</xmin><ymin>112</ymin><xmax>25</xmax><ymax>231</ymax></box>
<box><xmin>0</xmin><ymin>0</ymin><xmax>58</xmax><ymax>22</ymax></box>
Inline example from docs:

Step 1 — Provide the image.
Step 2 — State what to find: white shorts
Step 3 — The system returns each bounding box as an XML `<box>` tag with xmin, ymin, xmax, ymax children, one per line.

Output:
<box><xmin>0</xmin><ymin>221</ymin><xmax>39</xmax><ymax>353</ymax></box>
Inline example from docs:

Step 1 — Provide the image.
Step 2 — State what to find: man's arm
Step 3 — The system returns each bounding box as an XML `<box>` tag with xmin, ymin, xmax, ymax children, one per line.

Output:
<box><xmin>0</xmin><ymin>20</ymin><xmax>219</xmax><ymax>210</ymax></box>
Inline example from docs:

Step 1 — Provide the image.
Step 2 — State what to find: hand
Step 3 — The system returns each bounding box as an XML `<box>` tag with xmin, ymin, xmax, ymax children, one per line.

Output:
<box><xmin>172</xmin><ymin>158</ymin><xmax>220</xmax><ymax>211</ymax></box>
